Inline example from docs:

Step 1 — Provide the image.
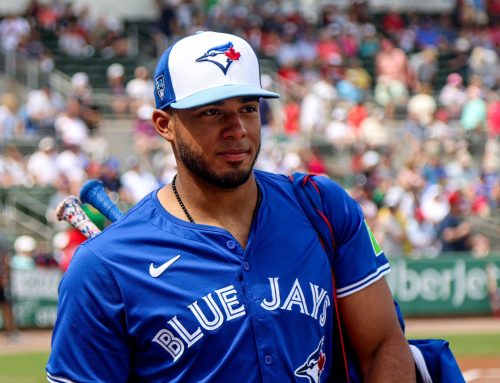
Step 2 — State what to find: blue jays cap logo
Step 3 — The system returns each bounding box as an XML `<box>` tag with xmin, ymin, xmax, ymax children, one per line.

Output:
<box><xmin>156</xmin><ymin>74</ymin><xmax>165</xmax><ymax>100</ymax></box>
<box><xmin>195</xmin><ymin>41</ymin><xmax>241</xmax><ymax>75</ymax></box>
<box><xmin>295</xmin><ymin>337</ymin><xmax>326</xmax><ymax>383</ymax></box>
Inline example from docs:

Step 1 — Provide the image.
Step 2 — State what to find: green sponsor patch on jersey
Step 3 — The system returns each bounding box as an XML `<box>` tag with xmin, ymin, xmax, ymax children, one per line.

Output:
<box><xmin>365</xmin><ymin>220</ymin><xmax>383</xmax><ymax>256</ymax></box>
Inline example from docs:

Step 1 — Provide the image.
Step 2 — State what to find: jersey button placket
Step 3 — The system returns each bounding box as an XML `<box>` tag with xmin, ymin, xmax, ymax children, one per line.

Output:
<box><xmin>264</xmin><ymin>354</ymin><xmax>273</xmax><ymax>365</ymax></box>
<box><xmin>243</xmin><ymin>261</ymin><xmax>250</xmax><ymax>271</ymax></box>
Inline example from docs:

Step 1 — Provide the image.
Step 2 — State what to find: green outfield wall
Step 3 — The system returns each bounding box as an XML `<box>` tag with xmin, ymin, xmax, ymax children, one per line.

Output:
<box><xmin>386</xmin><ymin>256</ymin><xmax>500</xmax><ymax>316</ymax></box>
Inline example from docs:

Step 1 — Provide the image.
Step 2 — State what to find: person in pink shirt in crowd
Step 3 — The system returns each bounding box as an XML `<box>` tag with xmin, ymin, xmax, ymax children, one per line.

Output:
<box><xmin>487</xmin><ymin>91</ymin><xmax>500</xmax><ymax>138</ymax></box>
<box><xmin>374</xmin><ymin>37</ymin><xmax>415</xmax><ymax>118</ymax></box>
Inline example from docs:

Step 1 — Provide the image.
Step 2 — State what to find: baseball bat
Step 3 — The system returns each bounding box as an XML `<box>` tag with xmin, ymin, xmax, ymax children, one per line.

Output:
<box><xmin>56</xmin><ymin>196</ymin><xmax>102</xmax><ymax>238</ymax></box>
<box><xmin>80</xmin><ymin>179</ymin><xmax>123</xmax><ymax>222</ymax></box>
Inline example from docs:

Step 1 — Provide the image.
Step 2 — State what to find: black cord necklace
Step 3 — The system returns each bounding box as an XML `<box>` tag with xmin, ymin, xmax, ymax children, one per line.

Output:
<box><xmin>172</xmin><ymin>174</ymin><xmax>195</xmax><ymax>223</ymax></box>
<box><xmin>171</xmin><ymin>174</ymin><xmax>262</xmax><ymax>224</ymax></box>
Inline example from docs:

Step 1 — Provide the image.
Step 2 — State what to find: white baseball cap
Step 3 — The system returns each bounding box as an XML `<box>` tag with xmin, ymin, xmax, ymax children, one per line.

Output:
<box><xmin>154</xmin><ymin>31</ymin><xmax>279</xmax><ymax>110</ymax></box>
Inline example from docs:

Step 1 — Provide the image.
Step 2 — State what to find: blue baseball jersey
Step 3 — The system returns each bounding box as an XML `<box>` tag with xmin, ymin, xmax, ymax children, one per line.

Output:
<box><xmin>46</xmin><ymin>170</ymin><xmax>390</xmax><ymax>383</ymax></box>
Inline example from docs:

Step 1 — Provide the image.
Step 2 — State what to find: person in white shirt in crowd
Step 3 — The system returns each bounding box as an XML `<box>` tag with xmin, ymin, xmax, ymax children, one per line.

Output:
<box><xmin>126</xmin><ymin>66</ymin><xmax>155</xmax><ymax>113</ymax></box>
<box><xmin>107</xmin><ymin>63</ymin><xmax>129</xmax><ymax>116</ymax></box>
<box><xmin>120</xmin><ymin>155</ymin><xmax>159</xmax><ymax>204</ymax></box>
<box><xmin>54</xmin><ymin>97</ymin><xmax>89</xmax><ymax>149</ymax></box>
<box><xmin>0</xmin><ymin>93</ymin><xmax>23</xmax><ymax>141</ymax></box>
<box><xmin>10</xmin><ymin>235</ymin><xmax>36</xmax><ymax>271</ymax></box>
<box><xmin>299</xmin><ymin>74</ymin><xmax>337</xmax><ymax>138</ymax></box>
<box><xmin>438</xmin><ymin>73</ymin><xmax>468</xmax><ymax>119</ymax></box>
<box><xmin>375</xmin><ymin>186</ymin><xmax>408</xmax><ymax>258</ymax></box>
<box><xmin>25</xmin><ymin>86</ymin><xmax>65</xmax><ymax>137</ymax></box>
<box><xmin>26</xmin><ymin>136</ymin><xmax>60</xmax><ymax>187</ymax></box>
<box><xmin>0</xmin><ymin>14</ymin><xmax>30</xmax><ymax>53</ymax></box>
<box><xmin>0</xmin><ymin>144</ymin><xmax>29</xmax><ymax>188</ymax></box>
<box><xmin>325</xmin><ymin>106</ymin><xmax>356</xmax><ymax>150</ymax></box>
<box><xmin>55</xmin><ymin>142</ymin><xmax>89</xmax><ymax>196</ymax></box>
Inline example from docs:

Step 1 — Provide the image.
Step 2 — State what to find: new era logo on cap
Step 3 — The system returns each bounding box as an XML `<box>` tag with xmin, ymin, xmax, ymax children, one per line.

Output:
<box><xmin>154</xmin><ymin>31</ymin><xmax>279</xmax><ymax>110</ymax></box>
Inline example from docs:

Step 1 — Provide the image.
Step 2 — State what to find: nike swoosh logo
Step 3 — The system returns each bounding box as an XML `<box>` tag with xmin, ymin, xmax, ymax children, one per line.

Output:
<box><xmin>149</xmin><ymin>255</ymin><xmax>181</xmax><ymax>278</ymax></box>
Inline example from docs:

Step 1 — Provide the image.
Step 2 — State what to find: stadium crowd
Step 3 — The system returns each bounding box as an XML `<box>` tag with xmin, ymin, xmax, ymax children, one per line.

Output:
<box><xmin>0</xmin><ymin>0</ymin><xmax>499</xmax><ymax>272</ymax></box>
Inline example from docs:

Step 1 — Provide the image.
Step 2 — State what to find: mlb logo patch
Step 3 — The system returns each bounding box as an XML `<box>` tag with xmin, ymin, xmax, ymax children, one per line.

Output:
<box><xmin>156</xmin><ymin>75</ymin><xmax>165</xmax><ymax>100</ymax></box>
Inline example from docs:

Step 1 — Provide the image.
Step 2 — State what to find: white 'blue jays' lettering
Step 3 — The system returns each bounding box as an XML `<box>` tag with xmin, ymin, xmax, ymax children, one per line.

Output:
<box><xmin>153</xmin><ymin>278</ymin><xmax>330</xmax><ymax>362</ymax></box>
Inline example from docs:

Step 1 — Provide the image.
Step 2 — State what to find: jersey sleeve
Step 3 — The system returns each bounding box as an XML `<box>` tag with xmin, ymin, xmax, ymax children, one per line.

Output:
<box><xmin>315</xmin><ymin>176</ymin><xmax>391</xmax><ymax>298</ymax></box>
<box><xmin>46</xmin><ymin>244</ymin><xmax>130</xmax><ymax>383</ymax></box>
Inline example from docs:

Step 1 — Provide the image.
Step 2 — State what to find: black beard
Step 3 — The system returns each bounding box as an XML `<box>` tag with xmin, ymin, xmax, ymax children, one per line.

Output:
<box><xmin>176</xmin><ymin>135</ymin><xmax>260</xmax><ymax>189</ymax></box>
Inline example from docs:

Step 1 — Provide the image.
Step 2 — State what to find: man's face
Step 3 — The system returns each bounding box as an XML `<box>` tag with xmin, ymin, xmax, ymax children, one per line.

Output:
<box><xmin>169</xmin><ymin>97</ymin><xmax>261</xmax><ymax>189</ymax></box>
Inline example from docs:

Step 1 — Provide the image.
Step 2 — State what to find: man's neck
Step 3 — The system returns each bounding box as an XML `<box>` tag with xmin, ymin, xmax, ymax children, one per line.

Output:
<box><xmin>157</xmin><ymin>171</ymin><xmax>259</xmax><ymax>247</ymax></box>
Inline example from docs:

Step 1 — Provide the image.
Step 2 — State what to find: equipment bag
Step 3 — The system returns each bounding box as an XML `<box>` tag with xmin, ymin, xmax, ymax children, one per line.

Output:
<box><xmin>291</xmin><ymin>172</ymin><xmax>465</xmax><ymax>383</ymax></box>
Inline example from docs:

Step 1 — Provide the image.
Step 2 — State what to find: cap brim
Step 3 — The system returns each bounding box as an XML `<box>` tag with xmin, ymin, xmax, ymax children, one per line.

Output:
<box><xmin>170</xmin><ymin>84</ymin><xmax>279</xmax><ymax>109</ymax></box>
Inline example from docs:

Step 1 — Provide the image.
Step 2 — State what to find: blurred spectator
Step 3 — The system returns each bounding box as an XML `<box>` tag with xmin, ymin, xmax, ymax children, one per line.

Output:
<box><xmin>461</xmin><ymin>84</ymin><xmax>487</xmax><ymax>156</ymax></box>
<box><xmin>24</xmin><ymin>86</ymin><xmax>64</xmax><ymax>137</ymax></box>
<box><xmin>415</xmin><ymin>16</ymin><xmax>441</xmax><ymax>49</ymax></box>
<box><xmin>91</xmin><ymin>16</ymin><xmax>129</xmax><ymax>58</ymax></box>
<box><xmin>344</xmin><ymin>58</ymin><xmax>372</xmax><ymax>94</ymax></box>
<box><xmin>358</xmin><ymin>107</ymin><xmax>390</xmax><ymax>149</ymax></box>
<box><xmin>420</xmin><ymin>184</ymin><xmax>449</xmax><ymax>225</ymax></box>
<box><xmin>282</xmin><ymin>96</ymin><xmax>301</xmax><ymax>136</ymax></box>
<box><xmin>10</xmin><ymin>235</ymin><xmax>36</xmax><ymax>270</ymax></box>
<box><xmin>83</xmin><ymin>106</ymin><xmax>109</xmax><ymax>164</ymax></box>
<box><xmin>0</xmin><ymin>14</ymin><xmax>30</xmax><ymax>53</ymax></box>
<box><xmin>300</xmin><ymin>148</ymin><xmax>327</xmax><ymax>175</ymax></box>
<box><xmin>468</xmin><ymin>46</ymin><xmax>498</xmax><ymax>89</ymax></box>
<box><xmin>357</xmin><ymin>23</ymin><xmax>379</xmax><ymax>58</ymax></box>
<box><xmin>300</xmin><ymin>76</ymin><xmax>337</xmax><ymax>136</ymax></box>
<box><xmin>107</xmin><ymin>63</ymin><xmax>129</xmax><ymax>116</ymax></box>
<box><xmin>486</xmin><ymin>91</ymin><xmax>500</xmax><ymax>138</ymax></box>
<box><xmin>406</xmin><ymin>207</ymin><xmax>440</xmax><ymax>258</ymax></box>
<box><xmin>99</xmin><ymin>158</ymin><xmax>122</xmax><ymax>193</ymax></box>
<box><xmin>347</xmin><ymin>101</ymin><xmax>368</xmax><ymax>137</ymax></box>
<box><xmin>0</xmin><ymin>144</ymin><xmax>29</xmax><ymax>187</ymax></box>
<box><xmin>0</xmin><ymin>232</ymin><xmax>18</xmax><ymax>342</ymax></box>
<box><xmin>26</xmin><ymin>136</ymin><xmax>60</xmax><ymax>187</ymax></box>
<box><xmin>126</xmin><ymin>66</ymin><xmax>155</xmax><ymax>113</ymax></box>
<box><xmin>421</xmin><ymin>151</ymin><xmax>446</xmax><ymax>186</ymax></box>
<box><xmin>427</xmin><ymin>109</ymin><xmax>455</xmax><ymax>140</ymax></box>
<box><xmin>133</xmin><ymin>104</ymin><xmax>160</xmax><ymax>171</ymax></box>
<box><xmin>316</xmin><ymin>28</ymin><xmax>342</xmax><ymax>64</ymax></box>
<box><xmin>374</xmin><ymin>37</ymin><xmax>414</xmax><ymax>117</ymax></box>
<box><xmin>325</xmin><ymin>107</ymin><xmax>355</xmax><ymax>149</ymax></box>
<box><xmin>70</xmin><ymin>72</ymin><xmax>93</xmax><ymax>108</ymax></box>
<box><xmin>57</xmin><ymin>19</ymin><xmax>93</xmax><ymax>57</ymax></box>
<box><xmin>55</xmin><ymin>142</ymin><xmax>88</xmax><ymax>195</ymax></box>
<box><xmin>375</xmin><ymin>186</ymin><xmax>409</xmax><ymax>257</ymax></box>
<box><xmin>407</xmin><ymin>84</ymin><xmax>437</xmax><ymax>129</ymax></box>
<box><xmin>438</xmin><ymin>73</ymin><xmax>468</xmax><ymax>119</ymax></box>
<box><xmin>410</xmin><ymin>47</ymin><xmax>438</xmax><ymax>89</ymax></box>
<box><xmin>437</xmin><ymin>190</ymin><xmax>473</xmax><ymax>254</ymax></box>
<box><xmin>120</xmin><ymin>155</ymin><xmax>159</xmax><ymax>204</ymax></box>
<box><xmin>153</xmin><ymin>0</ymin><xmax>178</xmax><ymax>40</ymax></box>
<box><xmin>381</xmin><ymin>10</ymin><xmax>405</xmax><ymax>36</ymax></box>
<box><xmin>0</xmin><ymin>93</ymin><xmax>23</xmax><ymax>141</ymax></box>
<box><xmin>54</xmin><ymin>97</ymin><xmax>89</xmax><ymax>148</ymax></box>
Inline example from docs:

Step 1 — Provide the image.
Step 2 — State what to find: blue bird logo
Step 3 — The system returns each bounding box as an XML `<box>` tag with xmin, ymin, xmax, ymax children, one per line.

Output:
<box><xmin>195</xmin><ymin>41</ymin><xmax>241</xmax><ymax>75</ymax></box>
<box><xmin>295</xmin><ymin>337</ymin><xmax>327</xmax><ymax>383</ymax></box>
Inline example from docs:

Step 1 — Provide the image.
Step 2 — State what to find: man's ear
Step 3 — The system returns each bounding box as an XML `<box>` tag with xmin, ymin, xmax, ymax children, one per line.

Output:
<box><xmin>152</xmin><ymin>109</ymin><xmax>174</xmax><ymax>142</ymax></box>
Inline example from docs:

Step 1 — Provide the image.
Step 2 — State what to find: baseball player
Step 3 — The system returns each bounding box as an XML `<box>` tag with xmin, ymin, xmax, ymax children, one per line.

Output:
<box><xmin>46</xmin><ymin>31</ymin><xmax>415</xmax><ymax>382</ymax></box>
